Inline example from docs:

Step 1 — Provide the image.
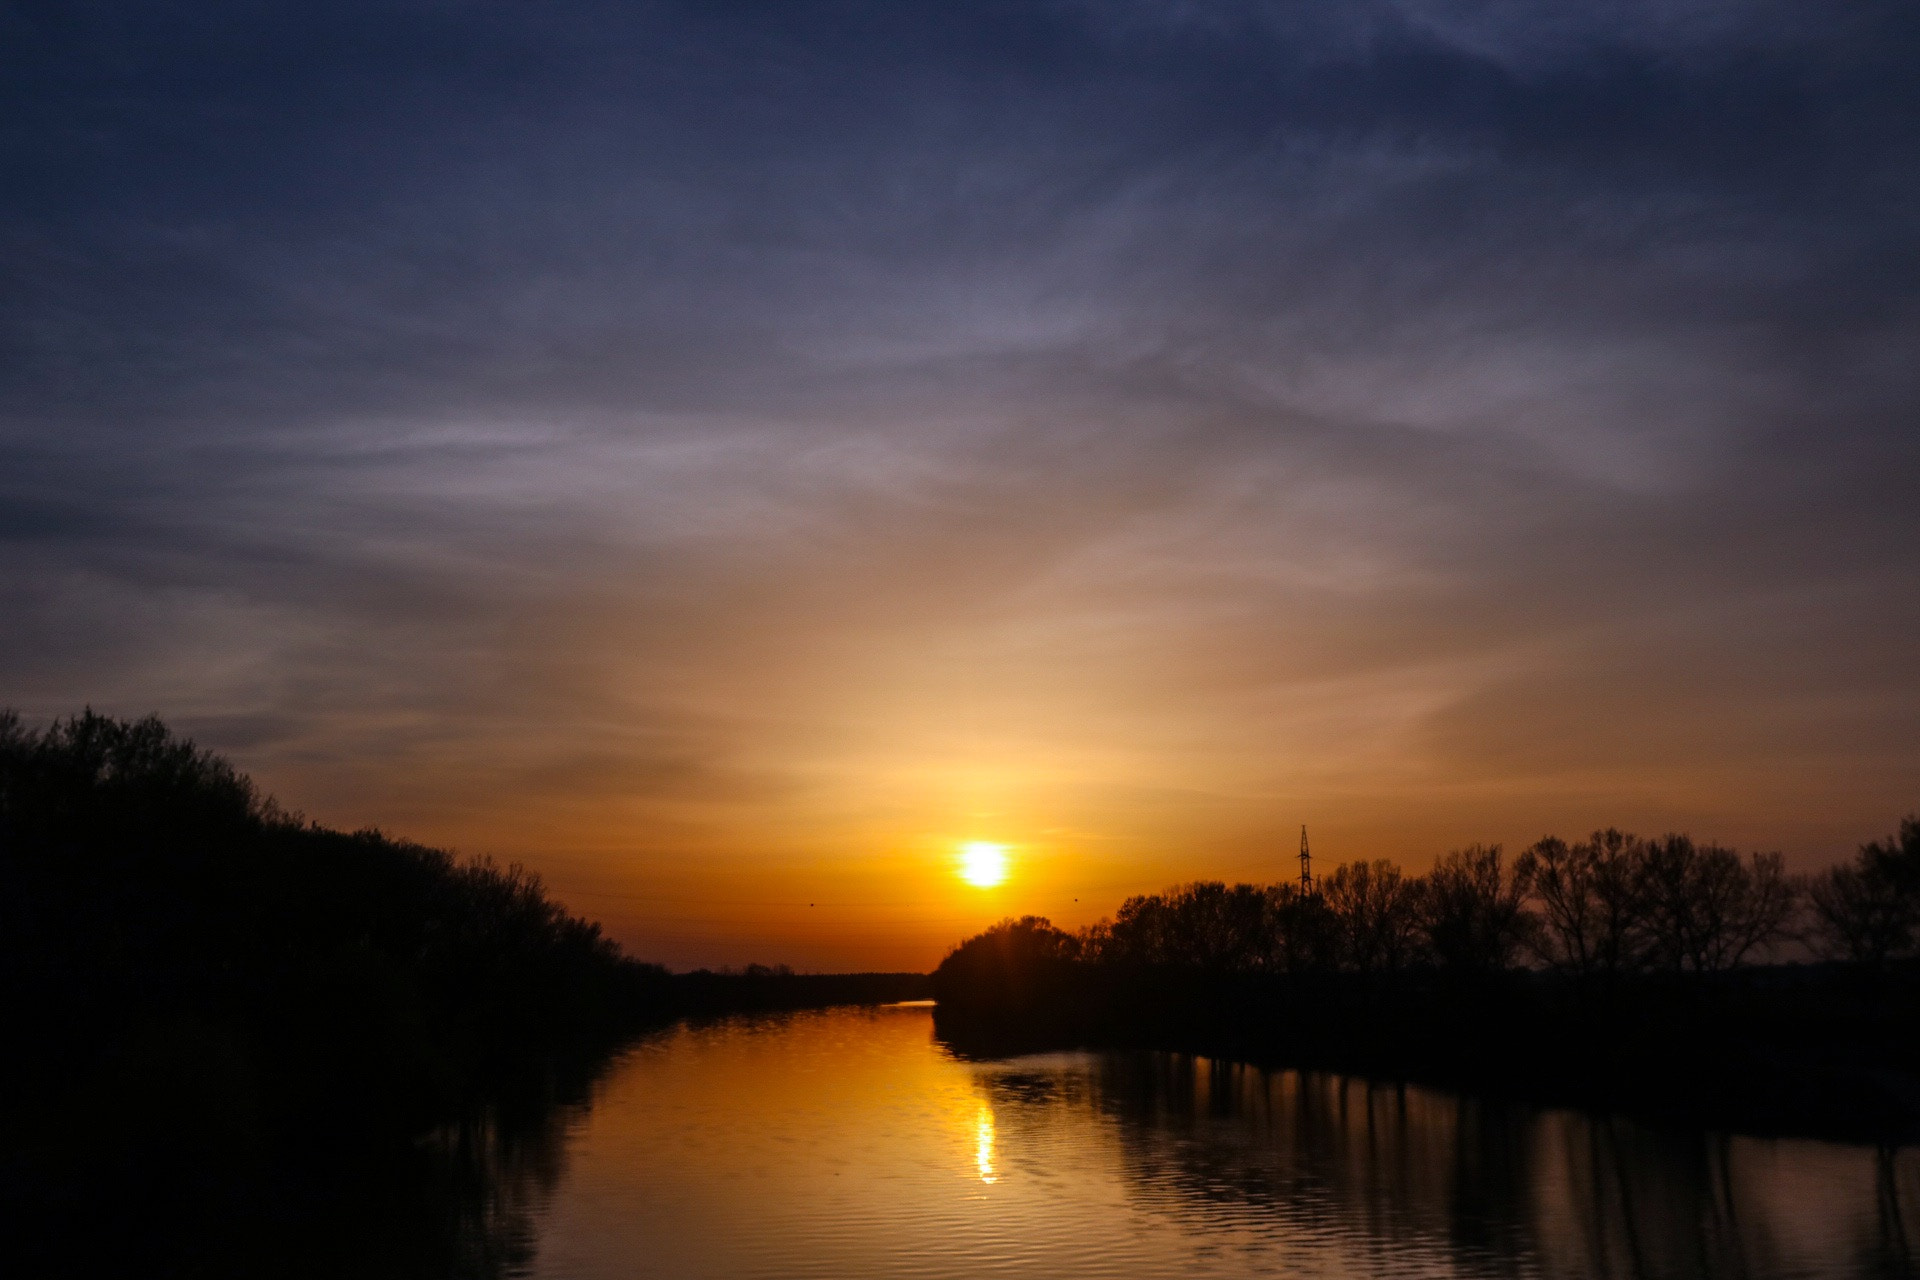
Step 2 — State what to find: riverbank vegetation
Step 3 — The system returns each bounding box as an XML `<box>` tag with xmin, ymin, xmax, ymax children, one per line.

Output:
<box><xmin>0</xmin><ymin>710</ymin><xmax>920</xmax><ymax>1276</ymax></box>
<box><xmin>933</xmin><ymin>828</ymin><xmax>1920</xmax><ymax>1141</ymax></box>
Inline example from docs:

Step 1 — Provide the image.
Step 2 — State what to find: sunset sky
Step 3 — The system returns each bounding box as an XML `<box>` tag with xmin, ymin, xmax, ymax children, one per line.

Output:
<box><xmin>4</xmin><ymin>2</ymin><xmax>1918</xmax><ymax>970</ymax></box>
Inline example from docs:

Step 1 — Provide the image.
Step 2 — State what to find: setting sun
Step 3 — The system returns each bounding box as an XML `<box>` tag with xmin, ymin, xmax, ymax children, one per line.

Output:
<box><xmin>958</xmin><ymin>842</ymin><xmax>1008</xmax><ymax>888</ymax></box>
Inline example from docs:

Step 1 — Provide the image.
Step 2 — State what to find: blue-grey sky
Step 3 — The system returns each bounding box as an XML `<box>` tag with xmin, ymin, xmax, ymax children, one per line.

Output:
<box><xmin>4</xmin><ymin>1</ymin><xmax>1918</xmax><ymax>968</ymax></box>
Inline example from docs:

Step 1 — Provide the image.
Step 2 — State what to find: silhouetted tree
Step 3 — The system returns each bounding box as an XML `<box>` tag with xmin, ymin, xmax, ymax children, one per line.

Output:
<box><xmin>1516</xmin><ymin>829</ymin><xmax>1654</xmax><ymax>977</ymax></box>
<box><xmin>932</xmin><ymin>916</ymin><xmax>1079</xmax><ymax>1005</ymax></box>
<box><xmin>1321</xmin><ymin>860</ymin><xmax>1423</xmax><ymax>972</ymax></box>
<box><xmin>1419</xmin><ymin>845</ymin><xmax>1535</xmax><ymax>972</ymax></box>
<box><xmin>1090</xmin><ymin>882</ymin><xmax>1276</xmax><ymax>972</ymax></box>
<box><xmin>1640</xmin><ymin>836</ymin><xmax>1797</xmax><ymax>971</ymax></box>
<box><xmin>0</xmin><ymin>708</ymin><xmax>663</xmax><ymax>1140</ymax></box>
<box><xmin>1808</xmin><ymin>816</ymin><xmax>1920</xmax><ymax>965</ymax></box>
<box><xmin>1266</xmin><ymin>881</ymin><xmax>1341</xmax><ymax>973</ymax></box>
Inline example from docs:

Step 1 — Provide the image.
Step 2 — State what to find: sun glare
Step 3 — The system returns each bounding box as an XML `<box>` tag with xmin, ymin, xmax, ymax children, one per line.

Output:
<box><xmin>974</xmin><ymin>1103</ymin><xmax>997</xmax><ymax>1183</ymax></box>
<box><xmin>958</xmin><ymin>841</ymin><xmax>1008</xmax><ymax>888</ymax></box>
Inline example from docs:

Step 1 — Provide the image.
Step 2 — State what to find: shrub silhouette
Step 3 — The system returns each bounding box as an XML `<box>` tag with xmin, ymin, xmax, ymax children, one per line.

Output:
<box><xmin>933</xmin><ymin>916</ymin><xmax>1079</xmax><ymax>1009</ymax></box>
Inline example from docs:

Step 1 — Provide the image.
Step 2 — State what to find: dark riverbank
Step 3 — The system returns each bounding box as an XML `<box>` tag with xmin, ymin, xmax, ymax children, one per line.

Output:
<box><xmin>8</xmin><ymin>970</ymin><xmax>929</xmax><ymax>1280</ymax></box>
<box><xmin>930</xmin><ymin>822</ymin><xmax>1920</xmax><ymax>1146</ymax></box>
<box><xmin>931</xmin><ymin>824</ymin><xmax>1920</xmax><ymax>1144</ymax></box>
<box><xmin>0</xmin><ymin>712</ymin><xmax>925</xmax><ymax>1277</ymax></box>
<box><xmin>932</xmin><ymin>961</ymin><xmax>1920</xmax><ymax>1144</ymax></box>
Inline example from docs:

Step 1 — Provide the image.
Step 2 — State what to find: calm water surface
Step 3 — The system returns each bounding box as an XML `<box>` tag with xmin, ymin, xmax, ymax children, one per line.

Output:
<box><xmin>511</xmin><ymin>1003</ymin><xmax>1916</xmax><ymax>1279</ymax></box>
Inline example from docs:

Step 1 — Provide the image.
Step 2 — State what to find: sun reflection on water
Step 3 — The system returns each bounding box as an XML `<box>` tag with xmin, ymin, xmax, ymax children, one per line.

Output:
<box><xmin>513</xmin><ymin>1005</ymin><xmax>1920</xmax><ymax>1280</ymax></box>
<box><xmin>974</xmin><ymin>1103</ymin><xmax>997</xmax><ymax>1184</ymax></box>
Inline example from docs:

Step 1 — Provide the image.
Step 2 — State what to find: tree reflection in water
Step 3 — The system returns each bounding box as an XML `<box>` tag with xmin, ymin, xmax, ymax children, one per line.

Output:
<box><xmin>17</xmin><ymin>1036</ymin><xmax>640</xmax><ymax>1280</ymax></box>
<box><xmin>972</xmin><ymin>1052</ymin><xmax>1920</xmax><ymax>1280</ymax></box>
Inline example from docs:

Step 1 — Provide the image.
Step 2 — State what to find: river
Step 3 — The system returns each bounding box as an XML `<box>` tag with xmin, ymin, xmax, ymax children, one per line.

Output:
<box><xmin>490</xmin><ymin>1002</ymin><xmax>1916</xmax><ymax>1279</ymax></box>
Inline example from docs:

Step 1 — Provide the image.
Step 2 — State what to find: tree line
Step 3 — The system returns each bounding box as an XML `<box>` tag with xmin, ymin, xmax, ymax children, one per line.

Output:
<box><xmin>0</xmin><ymin>711</ymin><xmax>928</xmax><ymax>1118</ymax></box>
<box><xmin>943</xmin><ymin>821</ymin><xmax>1920</xmax><ymax>983</ymax></box>
<box><xmin>0</xmin><ymin>710</ymin><xmax>668</xmax><ymax>1123</ymax></box>
<box><xmin>1</xmin><ymin>710</ymin><xmax>930</xmax><ymax>1276</ymax></box>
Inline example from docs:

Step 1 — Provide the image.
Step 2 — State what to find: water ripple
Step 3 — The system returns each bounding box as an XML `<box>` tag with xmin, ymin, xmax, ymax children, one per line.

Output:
<box><xmin>520</xmin><ymin>1005</ymin><xmax>1918</xmax><ymax>1280</ymax></box>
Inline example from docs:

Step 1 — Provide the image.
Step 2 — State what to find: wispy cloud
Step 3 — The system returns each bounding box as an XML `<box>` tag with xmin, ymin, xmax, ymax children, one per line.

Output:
<box><xmin>3</xmin><ymin>1</ymin><xmax>1917</xmax><ymax>967</ymax></box>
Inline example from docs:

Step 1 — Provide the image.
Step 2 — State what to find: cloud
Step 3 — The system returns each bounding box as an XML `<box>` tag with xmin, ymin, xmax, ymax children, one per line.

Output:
<box><xmin>2</xmin><ymin>0</ymin><xmax>1917</xmax><ymax>965</ymax></box>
